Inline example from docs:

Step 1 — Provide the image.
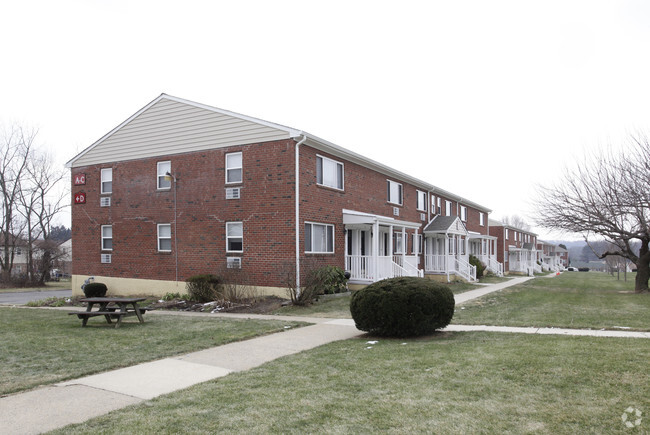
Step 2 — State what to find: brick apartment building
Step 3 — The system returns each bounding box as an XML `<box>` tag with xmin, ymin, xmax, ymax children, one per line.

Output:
<box><xmin>66</xmin><ymin>94</ymin><xmax>502</xmax><ymax>297</ymax></box>
<box><xmin>488</xmin><ymin>219</ymin><xmax>539</xmax><ymax>275</ymax></box>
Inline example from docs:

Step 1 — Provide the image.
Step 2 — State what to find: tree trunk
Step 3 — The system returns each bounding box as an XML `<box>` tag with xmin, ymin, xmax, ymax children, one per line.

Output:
<box><xmin>634</xmin><ymin>239</ymin><xmax>650</xmax><ymax>293</ymax></box>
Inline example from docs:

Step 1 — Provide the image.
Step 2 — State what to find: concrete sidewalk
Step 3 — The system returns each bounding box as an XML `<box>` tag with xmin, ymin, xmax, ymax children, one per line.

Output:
<box><xmin>2</xmin><ymin>274</ymin><xmax>647</xmax><ymax>434</ymax></box>
<box><xmin>0</xmin><ymin>320</ymin><xmax>362</xmax><ymax>435</ymax></box>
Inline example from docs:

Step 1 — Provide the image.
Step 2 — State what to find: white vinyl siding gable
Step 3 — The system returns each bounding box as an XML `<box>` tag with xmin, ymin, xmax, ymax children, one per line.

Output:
<box><xmin>70</xmin><ymin>97</ymin><xmax>292</xmax><ymax>167</ymax></box>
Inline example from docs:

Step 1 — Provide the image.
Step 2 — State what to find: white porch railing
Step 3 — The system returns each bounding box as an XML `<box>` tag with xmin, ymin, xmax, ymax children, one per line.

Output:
<box><xmin>455</xmin><ymin>257</ymin><xmax>477</xmax><ymax>282</ymax></box>
<box><xmin>481</xmin><ymin>255</ymin><xmax>504</xmax><ymax>277</ymax></box>
<box><xmin>424</xmin><ymin>255</ymin><xmax>476</xmax><ymax>282</ymax></box>
<box><xmin>393</xmin><ymin>255</ymin><xmax>424</xmax><ymax>277</ymax></box>
<box><xmin>346</xmin><ymin>255</ymin><xmax>421</xmax><ymax>282</ymax></box>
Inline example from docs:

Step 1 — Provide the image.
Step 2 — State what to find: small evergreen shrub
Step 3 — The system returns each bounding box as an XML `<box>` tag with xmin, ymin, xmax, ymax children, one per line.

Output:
<box><xmin>311</xmin><ymin>265</ymin><xmax>348</xmax><ymax>294</ymax></box>
<box><xmin>185</xmin><ymin>274</ymin><xmax>222</xmax><ymax>302</ymax></box>
<box><xmin>350</xmin><ymin>277</ymin><xmax>454</xmax><ymax>337</ymax></box>
<box><xmin>469</xmin><ymin>255</ymin><xmax>486</xmax><ymax>279</ymax></box>
<box><xmin>83</xmin><ymin>282</ymin><xmax>108</xmax><ymax>298</ymax></box>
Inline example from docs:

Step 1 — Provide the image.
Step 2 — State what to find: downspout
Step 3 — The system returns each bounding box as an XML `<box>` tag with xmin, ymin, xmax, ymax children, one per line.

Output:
<box><xmin>294</xmin><ymin>134</ymin><xmax>308</xmax><ymax>291</ymax></box>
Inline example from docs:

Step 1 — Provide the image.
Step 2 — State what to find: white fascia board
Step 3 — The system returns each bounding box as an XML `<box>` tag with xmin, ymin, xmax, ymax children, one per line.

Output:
<box><xmin>342</xmin><ymin>209</ymin><xmax>421</xmax><ymax>229</ymax></box>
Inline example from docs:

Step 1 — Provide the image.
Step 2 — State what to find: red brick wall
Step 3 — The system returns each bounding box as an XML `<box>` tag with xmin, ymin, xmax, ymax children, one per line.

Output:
<box><xmin>71</xmin><ymin>139</ymin><xmax>297</xmax><ymax>288</ymax></box>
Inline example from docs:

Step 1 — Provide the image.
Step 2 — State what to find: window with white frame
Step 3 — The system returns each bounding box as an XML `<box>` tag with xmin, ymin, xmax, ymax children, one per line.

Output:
<box><xmin>460</xmin><ymin>205</ymin><xmax>467</xmax><ymax>222</ymax></box>
<box><xmin>431</xmin><ymin>195</ymin><xmax>436</xmax><ymax>214</ymax></box>
<box><xmin>479</xmin><ymin>212</ymin><xmax>485</xmax><ymax>226</ymax></box>
<box><xmin>158</xmin><ymin>224</ymin><xmax>172</xmax><ymax>252</ymax></box>
<box><xmin>416</xmin><ymin>190</ymin><xmax>427</xmax><ymax>211</ymax></box>
<box><xmin>437</xmin><ymin>197</ymin><xmax>441</xmax><ymax>214</ymax></box>
<box><xmin>387</xmin><ymin>180</ymin><xmax>402</xmax><ymax>205</ymax></box>
<box><xmin>505</xmin><ymin>228</ymin><xmax>509</xmax><ymax>240</ymax></box>
<box><xmin>157</xmin><ymin>161</ymin><xmax>171</xmax><ymax>189</ymax></box>
<box><xmin>394</xmin><ymin>233</ymin><xmax>404</xmax><ymax>254</ymax></box>
<box><xmin>226</xmin><ymin>222</ymin><xmax>243</xmax><ymax>252</ymax></box>
<box><xmin>445</xmin><ymin>200</ymin><xmax>452</xmax><ymax>216</ymax></box>
<box><xmin>305</xmin><ymin>222</ymin><xmax>334</xmax><ymax>253</ymax></box>
<box><xmin>101</xmin><ymin>168</ymin><xmax>112</xmax><ymax>194</ymax></box>
<box><xmin>317</xmin><ymin>155</ymin><xmax>343</xmax><ymax>190</ymax></box>
<box><xmin>226</xmin><ymin>152</ymin><xmax>243</xmax><ymax>184</ymax></box>
<box><xmin>101</xmin><ymin>225</ymin><xmax>112</xmax><ymax>251</ymax></box>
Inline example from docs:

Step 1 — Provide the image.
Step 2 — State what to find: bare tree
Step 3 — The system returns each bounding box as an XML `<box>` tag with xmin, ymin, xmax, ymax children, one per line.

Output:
<box><xmin>17</xmin><ymin>150</ymin><xmax>68</xmax><ymax>284</ymax></box>
<box><xmin>0</xmin><ymin>125</ymin><xmax>33</xmax><ymax>281</ymax></box>
<box><xmin>501</xmin><ymin>215</ymin><xmax>532</xmax><ymax>231</ymax></box>
<box><xmin>535</xmin><ymin>135</ymin><xmax>650</xmax><ymax>292</ymax></box>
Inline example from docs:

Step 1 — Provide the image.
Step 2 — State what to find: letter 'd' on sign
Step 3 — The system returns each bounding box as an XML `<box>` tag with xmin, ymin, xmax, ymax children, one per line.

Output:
<box><xmin>74</xmin><ymin>173</ymin><xmax>86</xmax><ymax>185</ymax></box>
<box><xmin>74</xmin><ymin>192</ymin><xmax>86</xmax><ymax>204</ymax></box>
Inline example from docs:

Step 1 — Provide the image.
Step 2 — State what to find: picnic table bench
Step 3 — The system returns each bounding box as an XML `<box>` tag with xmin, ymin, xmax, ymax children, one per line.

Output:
<box><xmin>69</xmin><ymin>297</ymin><xmax>150</xmax><ymax>328</ymax></box>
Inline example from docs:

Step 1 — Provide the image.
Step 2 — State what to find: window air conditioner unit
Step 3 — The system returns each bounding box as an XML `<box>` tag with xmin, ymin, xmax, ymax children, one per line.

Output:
<box><xmin>393</xmin><ymin>207</ymin><xmax>399</xmax><ymax>216</ymax></box>
<box><xmin>101</xmin><ymin>254</ymin><xmax>112</xmax><ymax>264</ymax></box>
<box><xmin>100</xmin><ymin>197</ymin><xmax>111</xmax><ymax>207</ymax></box>
<box><xmin>227</xmin><ymin>257</ymin><xmax>242</xmax><ymax>269</ymax></box>
<box><xmin>225</xmin><ymin>187</ymin><xmax>241</xmax><ymax>199</ymax></box>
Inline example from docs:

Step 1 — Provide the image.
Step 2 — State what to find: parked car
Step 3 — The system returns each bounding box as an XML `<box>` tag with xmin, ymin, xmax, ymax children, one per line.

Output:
<box><xmin>566</xmin><ymin>267</ymin><xmax>578</xmax><ymax>271</ymax></box>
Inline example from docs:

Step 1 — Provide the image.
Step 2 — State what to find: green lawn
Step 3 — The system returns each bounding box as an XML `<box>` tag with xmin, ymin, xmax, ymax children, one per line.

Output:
<box><xmin>53</xmin><ymin>332</ymin><xmax>649</xmax><ymax>434</ymax></box>
<box><xmin>0</xmin><ymin>308</ymin><xmax>306</xmax><ymax>395</ymax></box>
<box><xmin>454</xmin><ymin>272</ymin><xmax>650</xmax><ymax>331</ymax></box>
<box><xmin>0</xmin><ymin>279</ymin><xmax>71</xmax><ymax>293</ymax></box>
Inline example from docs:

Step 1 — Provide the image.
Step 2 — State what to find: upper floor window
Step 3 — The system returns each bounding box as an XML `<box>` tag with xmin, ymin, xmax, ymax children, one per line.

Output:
<box><xmin>226</xmin><ymin>222</ymin><xmax>243</xmax><ymax>252</ymax></box>
<box><xmin>305</xmin><ymin>222</ymin><xmax>334</xmax><ymax>253</ymax></box>
<box><xmin>479</xmin><ymin>212</ymin><xmax>485</xmax><ymax>226</ymax></box>
<box><xmin>226</xmin><ymin>152</ymin><xmax>243</xmax><ymax>184</ymax></box>
<box><xmin>101</xmin><ymin>225</ymin><xmax>112</xmax><ymax>251</ymax></box>
<box><xmin>317</xmin><ymin>155</ymin><xmax>343</xmax><ymax>190</ymax></box>
<box><xmin>157</xmin><ymin>161</ymin><xmax>171</xmax><ymax>190</ymax></box>
<box><xmin>437</xmin><ymin>197</ymin><xmax>441</xmax><ymax>214</ymax></box>
<box><xmin>158</xmin><ymin>224</ymin><xmax>172</xmax><ymax>252</ymax></box>
<box><xmin>505</xmin><ymin>228</ymin><xmax>509</xmax><ymax>240</ymax></box>
<box><xmin>416</xmin><ymin>190</ymin><xmax>427</xmax><ymax>212</ymax></box>
<box><xmin>460</xmin><ymin>205</ymin><xmax>467</xmax><ymax>222</ymax></box>
<box><xmin>101</xmin><ymin>168</ymin><xmax>112</xmax><ymax>194</ymax></box>
<box><xmin>445</xmin><ymin>200</ymin><xmax>452</xmax><ymax>216</ymax></box>
<box><xmin>101</xmin><ymin>168</ymin><xmax>113</xmax><ymax>193</ymax></box>
<box><xmin>387</xmin><ymin>180</ymin><xmax>403</xmax><ymax>205</ymax></box>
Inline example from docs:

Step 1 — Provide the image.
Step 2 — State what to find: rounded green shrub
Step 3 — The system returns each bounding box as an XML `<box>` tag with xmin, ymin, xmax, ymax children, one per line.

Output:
<box><xmin>469</xmin><ymin>255</ymin><xmax>486</xmax><ymax>279</ymax></box>
<box><xmin>83</xmin><ymin>282</ymin><xmax>108</xmax><ymax>298</ymax></box>
<box><xmin>185</xmin><ymin>274</ymin><xmax>222</xmax><ymax>302</ymax></box>
<box><xmin>350</xmin><ymin>277</ymin><xmax>455</xmax><ymax>337</ymax></box>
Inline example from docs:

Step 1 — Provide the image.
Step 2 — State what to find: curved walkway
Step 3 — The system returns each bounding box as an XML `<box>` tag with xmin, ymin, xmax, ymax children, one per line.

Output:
<box><xmin>1</xmin><ymin>276</ymin><xmax>647</xmax><ymax>434</ymax></box>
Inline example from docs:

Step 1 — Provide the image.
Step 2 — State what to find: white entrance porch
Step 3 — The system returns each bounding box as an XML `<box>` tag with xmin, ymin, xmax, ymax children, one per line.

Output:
<box><xmin>423</xmin><ymin>216</ymin><xmax>477</xmax><ymax>282</ymax></box>
<box><xmin>343</xmin><ymin>210</ymin><xmax>423</xmax><ymax>284</ymax></box>
<box><xmin>468</xmin><ymin>232</ymin><xmax>503</xmax><ymax>276</ymax></box>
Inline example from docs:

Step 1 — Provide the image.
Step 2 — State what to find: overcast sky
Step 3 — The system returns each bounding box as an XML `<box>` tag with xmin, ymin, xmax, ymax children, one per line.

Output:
<box><xmin>2</xmin><ymin>0</ymin><xmax>650</xmax><ymax>240</ymax></box>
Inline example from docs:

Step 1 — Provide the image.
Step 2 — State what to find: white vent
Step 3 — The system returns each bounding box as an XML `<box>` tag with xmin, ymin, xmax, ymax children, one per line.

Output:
<box><xmin>420</xmin><ymin>213</ymin><xmax>426</xmax><ymax>221</ymax></box>
<box><xmin>101</xmin><ymin>254</ymin><xmax>112</xmax><ymax>264</ymax></box>
<box><xmin>393</xmin><ymin>207</ymin><xmax>400</xmax><ymax>217</ymax></box>
<box><xmin>225</xmin><ymin>187</ymin><xmax>241</xmax><ymax>199</ymax></box>
<box><xmin>227</xmin><ymin>257</ymin><xmax>241</xmax><ymax>269</ymax></box>
<box><xmin>100</xmin><ymin>197</ymin><xmax>111</xmax><ymax>207</ymax></box>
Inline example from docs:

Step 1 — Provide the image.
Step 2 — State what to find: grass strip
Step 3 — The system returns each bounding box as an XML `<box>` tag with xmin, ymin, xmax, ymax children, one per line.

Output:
<box><xmin>53</xmin><ymin>332</ymin><xmax>649</xmax><ymax>434</ymax></box>
<box><xmin>0</xmin><ymin>308</ymin><xmax>306</xmax><ymax>395</ymax></box>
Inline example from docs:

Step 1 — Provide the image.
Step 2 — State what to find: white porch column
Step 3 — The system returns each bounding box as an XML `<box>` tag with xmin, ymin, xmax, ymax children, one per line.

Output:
<box><xmin>401</xmin><ymin>226</ymin><xmax>406</xmax><ymax>265</ymax></box>
<box><xmin>388</xmin><ymin>225</ymin><xmax>393</xmax><ymax>258</ymax></box>
<box><xmin>372</xmin><ymin>220</ymin><xmax>379</xmax><ymax>280</ymax></box>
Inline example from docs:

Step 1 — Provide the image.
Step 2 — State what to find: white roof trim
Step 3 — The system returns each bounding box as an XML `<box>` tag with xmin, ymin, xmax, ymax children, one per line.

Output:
<box><xmin>342</xmin><ymin>209</ymin><xmax>421</xmax><ymax>229</ymax></box>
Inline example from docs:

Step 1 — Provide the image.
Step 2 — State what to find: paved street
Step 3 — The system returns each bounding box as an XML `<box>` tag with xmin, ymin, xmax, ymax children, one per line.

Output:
<box><xmin>0</xmin><ymin>289</ymin><xmax>71</xmax><ymax>305</ymax></box>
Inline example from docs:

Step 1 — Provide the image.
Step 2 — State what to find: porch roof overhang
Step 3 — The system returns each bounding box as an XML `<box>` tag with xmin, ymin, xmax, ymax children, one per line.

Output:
<box><xmin>468</xmin><ymin>231</ymin><xmax>497</xmax><ymax>241</ymax></box>
<box><xmin>423</xmin><ymin>215</ymin><xmax>468</xmax><ymax>236</ymax></box>
<box><xmin>342</xmin><ymin>209</ymin><xmax>421</xmax><ymax>230</ymax></box>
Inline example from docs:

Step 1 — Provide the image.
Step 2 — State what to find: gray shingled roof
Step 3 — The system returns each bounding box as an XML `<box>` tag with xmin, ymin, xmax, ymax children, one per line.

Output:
<box><xmin>423</xmin><ymin>216</ymin><xmax>466</xmax><ymax>234</ymax></box>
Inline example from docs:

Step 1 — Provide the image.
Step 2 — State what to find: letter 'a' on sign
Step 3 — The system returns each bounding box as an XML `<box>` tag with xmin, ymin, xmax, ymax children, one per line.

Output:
<box><xmin>74</xmin><ymin>173</ymin><xmax>86</xmax><ymax>185</ymax></box>
<box><xmin>74</xmin><ymin>192</ymin><xmax>86</xmax><ymax>204</ymax></box>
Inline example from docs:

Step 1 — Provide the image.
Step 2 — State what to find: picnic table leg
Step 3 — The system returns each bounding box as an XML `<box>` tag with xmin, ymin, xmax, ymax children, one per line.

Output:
<box><xmin>133</xmin><ymin>303</ymin><xmax>145</xmax><ymax>323</ymax></box>
<box><xmin>100</xmin><ymin>302</ymin><xmax>113</xmax><ymax>324</ymax></box>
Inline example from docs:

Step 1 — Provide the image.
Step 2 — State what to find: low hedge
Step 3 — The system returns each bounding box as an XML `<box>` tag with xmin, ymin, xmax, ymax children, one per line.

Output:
<box><xmin>83</xmin><ymin>282</ymin><xmax>107</xmax><ymax>298</ymax></box>
<box><xmin>350</xmin><ymin>276</ymin><xmax>455</xmax><ymax>337</ymax></box>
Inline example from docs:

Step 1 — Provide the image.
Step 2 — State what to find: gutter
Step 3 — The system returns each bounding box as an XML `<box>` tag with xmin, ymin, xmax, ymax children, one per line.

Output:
<box><xmin>294</xmin><ymin>134</ymin><xmax>308</xmax><ymax>290</ymax></box>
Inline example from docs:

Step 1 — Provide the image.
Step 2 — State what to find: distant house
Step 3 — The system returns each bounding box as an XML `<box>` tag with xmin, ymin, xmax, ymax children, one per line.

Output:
<box><xmin>65</xmin><ymin>94</ymin><xmax>502</xmax><ymax>297</ymax></box>
<box><xmin>555</xmin><ymin>245</ymin><xmax>569</xmax><ymax>268</ymax></box>
<box><xmin>536</xmin><ymin>240</ymin><xmax>563</xmax><ymax>272</ymax></box>
<box><xmin>489</xmin><ymin>220</ymin><xmax>539</xmax><ymax>275</ymax></box>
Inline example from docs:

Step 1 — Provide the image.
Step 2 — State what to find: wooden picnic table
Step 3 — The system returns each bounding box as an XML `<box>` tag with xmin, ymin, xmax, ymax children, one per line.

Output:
<box><xmin>69</xmin><ymin>297</ymin><xmax>148</xmax><ymax>328</ymax></box>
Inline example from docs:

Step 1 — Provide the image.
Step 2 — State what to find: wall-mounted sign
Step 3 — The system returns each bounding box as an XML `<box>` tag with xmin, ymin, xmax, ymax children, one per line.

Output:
<box><xmin>74</xmin><ymin>192</ymin><xmax>86</xmax><ymax>204</ymax></box>
<box><xmin>74</xmin><ymin>173</ymin><xmax>86</xmax><ymax>185</ymax></box>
